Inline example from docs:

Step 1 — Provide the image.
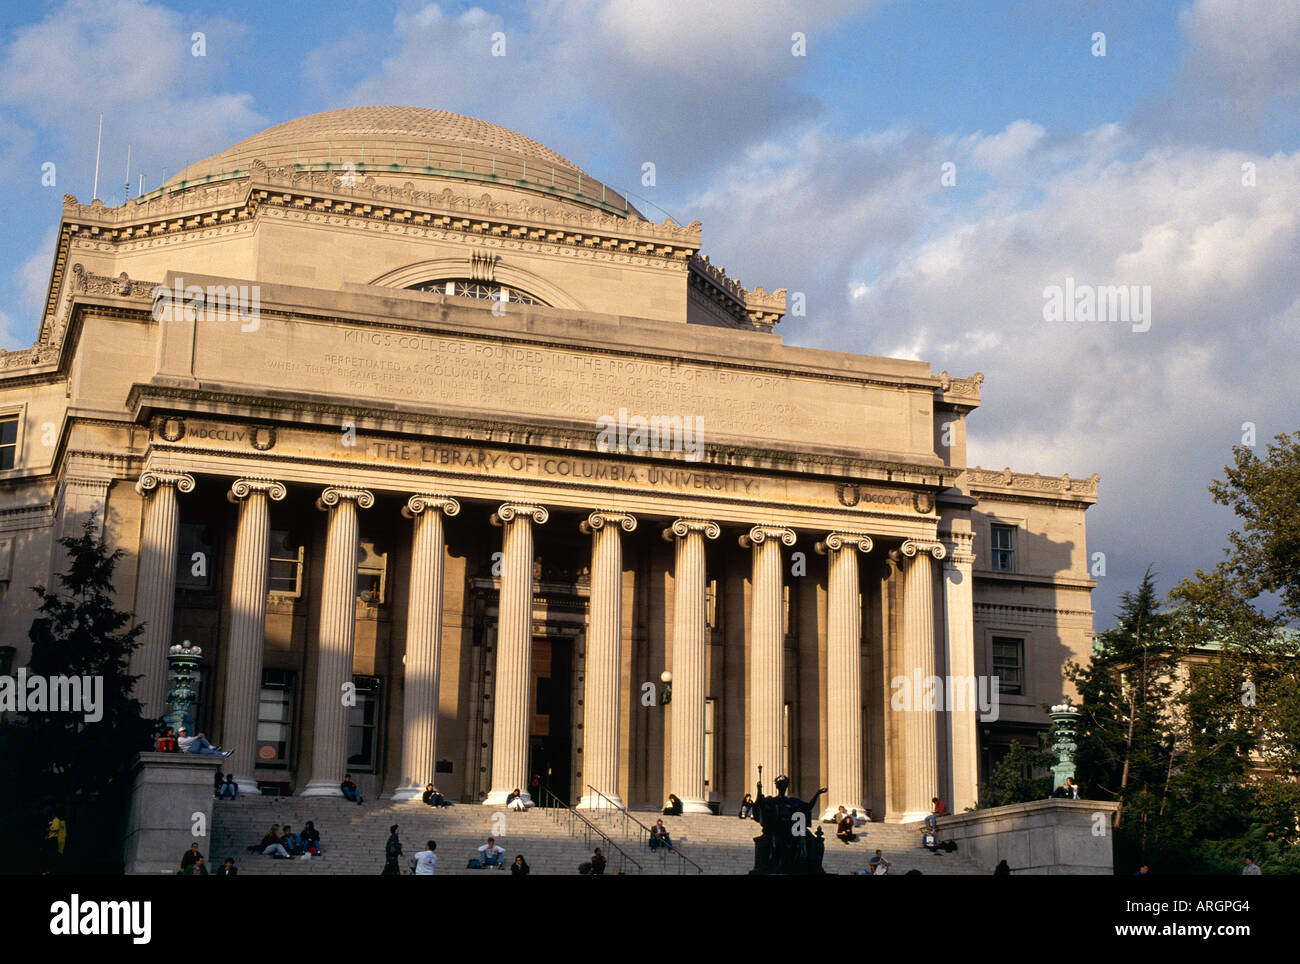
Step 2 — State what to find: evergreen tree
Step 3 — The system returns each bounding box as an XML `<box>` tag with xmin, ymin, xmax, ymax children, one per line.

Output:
<box><xmin>1063</xmin><ymin>567</ymin><xmax>1184</xmax><ymax>865</ymax></box>
<box><xmin>976</xmin><ymin>737</ymin><xmax>1055</xmax><ymax>809</ymax></box>
<box><xmin>24</xmin><ymin>520</ymin><xmax>154</xmax><ymax>799</ymax></box>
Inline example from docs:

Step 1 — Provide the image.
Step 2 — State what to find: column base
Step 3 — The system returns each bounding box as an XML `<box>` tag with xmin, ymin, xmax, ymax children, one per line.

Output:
<box><xmin>389</xmin><ymin>786</ymin><xmax>425</xmax><ymax>802</ymax></box>
<box><xmin>680</xmin><ymin>798</ymin><xmax>712</xmax><ymax>815</ymax></box>
<box><xmin>576</xmin><ymin>793</ymin><xmax>625</xmax><ymax>811</ymax></box>
<box><xmin>234</xmin><ymin>777</ymin><xmax>261</xmax><ymax>796</ymax></box>
<box><xmin>482</xmin><ymin>789</ymin><xmax>532</xmax><ymax>807</ymax></box>
<box><xmin>897</xmin><ymin>810</ymin><xmax>931</xmax><ymax>824</ymax></box>
<box><xmin>299</xmin><ymin>780</ymin><xmax>347</xmax><ymax>798</ymax></box>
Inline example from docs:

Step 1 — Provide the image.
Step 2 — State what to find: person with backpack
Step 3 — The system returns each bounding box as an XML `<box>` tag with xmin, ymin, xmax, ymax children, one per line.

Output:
<box><xmin>383</xmin><ymin>825</ymin><xmax>402</xmax><ymax>875</ymax></box>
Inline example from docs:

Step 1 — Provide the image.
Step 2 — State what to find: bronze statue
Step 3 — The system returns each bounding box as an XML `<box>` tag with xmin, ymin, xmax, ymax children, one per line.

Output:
<box><xmin>749</xmin><ymin>767</ymin><xmax>828</xmax><ymax>875</ymax></box>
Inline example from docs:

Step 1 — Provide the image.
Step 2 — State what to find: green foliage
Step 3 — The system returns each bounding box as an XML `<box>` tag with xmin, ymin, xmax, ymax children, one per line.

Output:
<box><xmin>24</xmin><ymin>520</ymin><xmax>155</xmax><ymax>798</ymax></box>
<box><xmin>976</xmin><ymin>738</ymin><xmax>1055</xmax><ymax>809</ymax></box>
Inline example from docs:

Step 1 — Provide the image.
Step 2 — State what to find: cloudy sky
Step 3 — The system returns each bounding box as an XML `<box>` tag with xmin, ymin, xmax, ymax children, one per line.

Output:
<box><xmin>0</xmin><ymin>0</ymin><xmax>1296</xmax><ymax>628</ymax></box>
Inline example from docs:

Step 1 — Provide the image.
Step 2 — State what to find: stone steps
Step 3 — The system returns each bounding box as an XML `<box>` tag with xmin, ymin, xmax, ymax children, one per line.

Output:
<box><xmin>208</xmin><ymin>797</ymin><xmax>987</xmax><ymax>875</ymax></box>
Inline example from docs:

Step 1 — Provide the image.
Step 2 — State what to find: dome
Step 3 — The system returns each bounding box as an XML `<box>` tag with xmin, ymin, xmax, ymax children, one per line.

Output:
<box><xmin>158</xmin><ymin>106</ymin><xmax>634</xmax><ymax>215</ymax></box>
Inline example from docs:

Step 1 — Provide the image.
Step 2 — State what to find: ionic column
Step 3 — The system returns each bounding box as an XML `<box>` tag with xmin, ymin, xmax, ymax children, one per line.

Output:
<box><xmin>942</xmin><ymin>529</ymin><xmax>979</xmax><ymax>813</ymax></box>
<box><xmin>815</xmin><ymin>531</ymin><xmax>873</xmax><ymax>819</ymax></box>
<box><xmin>576</xmin><ymin>511</ymin><xmax>636</xmax><ymax>810</ymax></box>
<box><xmin>741</xmin><ymin>525</ymin><xmax>796</xmax><ymax>788</ymax></box>
<box><xmin>392</xmin><ymin>494</ymin><xmax>460</xmax><ymax>801</ymax></box>
<box><xmin>900</xmin><ymin>537</ymin><xmax>946</xmax><ymax>821</ymax></box>
<box><xmin>130</xmin><ymin>470</ymin><xmax>195</xmax><ymax>720</ymax></box>
<box><xmin>300</xmin><ymin>486</ymin><xmax>373</xmax><ymax>796</ymax></box>
<box><xmin>661</xmin><ymin>519</ymin><xmax>719</xmax><ymax>814</ymax></box>
<box><xmin>223</xmin><ymin>478</ymin><xmax>287</xmax><ymax>793</ymax></box>
<box><xmin>484</xmin><ymin>503</ymin><xmax>548</xmax><ymax>806</ymax></box>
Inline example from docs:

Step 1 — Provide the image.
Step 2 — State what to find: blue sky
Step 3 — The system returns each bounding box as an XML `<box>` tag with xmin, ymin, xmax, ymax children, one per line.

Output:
<box><xmin>1</xmin><ymin>0</ymin><xmax>1298</xmax><ymax>628</ymax></box>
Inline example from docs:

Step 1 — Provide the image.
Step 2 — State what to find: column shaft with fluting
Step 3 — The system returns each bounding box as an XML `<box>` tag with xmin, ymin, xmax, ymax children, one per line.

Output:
<box><xmin>901</xmin><ymin>538</ymin><xmax>945</xmax><ymax>821</ymax></box>
<box><xmin>484</xmin><ymin>503</ymin><xmax>548</xmax><ymax>806</ymax></box>
<box><xmin>817</xmin><ymin>532</ymin><xmax>873</xmax><ymax>818</ymax></box>
<box><xmin>577</xmin><ymin>511</ymin><xmax>635</xmax><ymax>809</ymax></box>
<box><xmin>392</xmin><ymin>495</ymin><xmax>460</xmax><ymax>801</ymax></box>
<box><xmin>663</xmin><ymin>519</ymin><xmax>718</xmax><ymax>814</ymax></box>
<box><xmin>743</xmin><ymin>525</ymin><xmax>796</xmax><ymax>786</ymax></box>
<box><xmin>301</xmin><ymin>486</ymin><xmax>373</xmax><ymax>796</ymax></box>
<box><xmin>942</xmin><ymin>530</ymin><xmax>979</xmax><ymax>812</ymax></box>
<box><xmin>131</xmin><ymin>471</ymin><xmax>195</xmax><ymax>720</ymax></box>
<box><xmin>223</xmin><ymin>479</ymin><xmax>286</xmax><ymax>792</ymax></box>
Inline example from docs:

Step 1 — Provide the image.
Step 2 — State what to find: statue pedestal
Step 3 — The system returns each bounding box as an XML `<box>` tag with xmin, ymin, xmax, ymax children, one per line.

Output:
<box><xmin>122</xmin><ymin>751</ymin><xmax>222</xmax><ymax>874</ymax></box>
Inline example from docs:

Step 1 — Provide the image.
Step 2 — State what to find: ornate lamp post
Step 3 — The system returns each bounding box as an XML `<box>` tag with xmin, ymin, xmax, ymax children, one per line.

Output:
<box><xmin>163</xmin><ymin>640</ymin><xmax>205</xmax><ymax>736</ymax></box>
<box><xmin>1049</xmin><ymin>702</ymin><xmax>1080</xmax><ymax>793</ymax></box>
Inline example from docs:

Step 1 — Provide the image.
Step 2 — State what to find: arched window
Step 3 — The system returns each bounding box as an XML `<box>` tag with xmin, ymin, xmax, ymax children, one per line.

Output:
<box><xmin>406</xmin><ymin>279</ymin><xmax>548</xmax><ymax>306</ymax></box>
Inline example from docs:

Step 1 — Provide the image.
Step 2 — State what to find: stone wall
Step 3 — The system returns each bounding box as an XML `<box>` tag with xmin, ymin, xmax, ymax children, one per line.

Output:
<box><xmin>939</xmin><ymin>799</ymin><xmax>1119</xmax><ymax>874</ymax></box>
<box><xmin>122</xmin><ymin>752</ymin><xmax>223</xmax><ymax>874</ymax></box>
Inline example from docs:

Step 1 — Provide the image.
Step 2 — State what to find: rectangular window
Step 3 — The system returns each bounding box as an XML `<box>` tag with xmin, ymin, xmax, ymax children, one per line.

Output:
<box><xmin>0</xmin><ymin>415</ymin><xmax>18</xmax><ymax>470</ymax></box>
<box><xmin>992</xmin><ymin>636</ymin><xmax>1025</xmax><ymax>696</ymax></box>
<box><xmin>704</xmin><ymin>698</ymin><xmax>715</xmax><ymax>792</ymax></box>
<box><xmin>357</xmin><ymin>539</ymin><xmax>387</xmax><ymax>605</ymax></box>
<box><xmin>347</xmin><ymin>675</ymin><xmax>382</xmax><ymax>771</ymax></box>
<box><xmin>256</xmin><ymin>669</ymin><xmax>295</xmax><ymax>768</ymax></box>
<box><xmin>991</xmin><ymin>524</ymin><xmax>1016</xmax><ymax>571</ymax></box>
<box><xmin>268</xmin><ymin>529</ymin><xmax>304</xmax><ymax>597</ymax></box>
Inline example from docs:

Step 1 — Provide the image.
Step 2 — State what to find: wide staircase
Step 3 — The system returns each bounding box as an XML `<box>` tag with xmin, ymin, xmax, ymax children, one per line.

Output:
<box><xmin>210</xmin><ymin>792</ymin><xmax>987</xmax><ymax>876</ymax></box>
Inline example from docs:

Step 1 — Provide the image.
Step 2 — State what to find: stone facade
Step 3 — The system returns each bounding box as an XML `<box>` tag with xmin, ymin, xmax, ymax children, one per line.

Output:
<box><xmin>0</xmin><ymin>108</ymin><xmax>1097</xmax><ymax>820</ymax></box>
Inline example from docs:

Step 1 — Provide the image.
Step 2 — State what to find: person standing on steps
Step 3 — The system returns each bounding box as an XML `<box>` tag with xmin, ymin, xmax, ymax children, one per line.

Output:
<box><xmin>383</xmin><ymin>825</ymin><xmax>402</xmax><ymax>875</ymax></box>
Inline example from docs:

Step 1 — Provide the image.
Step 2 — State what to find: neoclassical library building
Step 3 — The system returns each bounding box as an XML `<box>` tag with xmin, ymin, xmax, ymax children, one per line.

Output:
<box><xmin>0</xmin><ymin>108</ymin><xmax>1098</xmax><ymax>821</ymax></box>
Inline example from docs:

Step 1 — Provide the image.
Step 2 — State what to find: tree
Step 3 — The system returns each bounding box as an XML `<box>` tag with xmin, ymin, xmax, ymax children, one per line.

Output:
<box><xmin>976</xmin><ymin>738</ymin><xmax>1055</xmax><ymax>809</ymax></box>
<box><xmin>25</xmin><ymin>520</ymin><xmax>154</xmax><ymax>798</ymax></box>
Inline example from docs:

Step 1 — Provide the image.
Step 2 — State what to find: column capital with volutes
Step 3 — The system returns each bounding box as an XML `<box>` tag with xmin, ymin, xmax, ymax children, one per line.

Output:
<box><xmin>815</xmin><ymin>531</ymin><xmax>874</xmax><ymax>555</ymax></box>
<box><xmin>403</xmin><ymin>494</ymin><xmax>461</xmax><ymax>519</ymax></box>
<box><xmin>739</xmin><ymin>524</ymin><xmax>796</xmax><ymax>549</ymax></box>
<box><xmin>491</xmin><ymin>503</ymin><xmax>548</xmax><ymax>527</ymax></box>
<box><xmin>228</xmin><ymin>478</ymin><xmax>287</xmax><ymax>503</ymax></box>
<box><xmin>135</xmin><ymin>470</ymin><xmax>195</xmax><ymax>496</ymax></box>
<box><xmin>661</xmin><ymin>518</ymin><xmax>720</xmax><ymax>542</ymax></box>
<box><xmin>581</xmin><ymin>510</ymin><xmax>637</xmax><ymax>535</ymax></box>
<box><xmin>316</xmin><ymin>486</ymin><xmax>375</xmax><ymax>511</ymax></box>
<box><xmin>901</xmin><ymin>537</ymin><xmax>947</xmax><ymax>560</ymax></box>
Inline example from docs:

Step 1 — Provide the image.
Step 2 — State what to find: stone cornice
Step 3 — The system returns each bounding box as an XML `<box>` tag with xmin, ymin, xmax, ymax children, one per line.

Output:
<box><xmin>968</xmin><ymin>465</ymin><xmax>1099</xmax><ymax>504</ymax></box>
<box><xmin>974</xmin><ymin>601</ymin><xmax>1096</xmax><ymax>619</ymax></box>
<box><xmin>129</xmin><ymin>385</ymin><xmax>955</xmax><ymax>488</ymax></box>
<box><xmin>688</xmin><ymin>255</ymin><xmax>786</xmax><ymax>331</ymax></box>
<box><xmin>934</xmin><ymin>370</ymin><xmax>983</xmax><ymax>407</ymax></box>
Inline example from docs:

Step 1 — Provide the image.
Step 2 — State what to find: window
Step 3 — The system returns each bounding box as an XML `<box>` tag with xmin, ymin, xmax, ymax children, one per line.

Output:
<box><xmin>348</xmin><ymin>676</ymin><xmax>382</xmax><ymax>771</ymax></box>
<box><xmin>704</xmin><ymin>698</ymin><xmax>716</xmax><ymax>792</ymax></box>
<box><xmin>991</xmin><ymin>524</ymin><xmax>1016</xmax><ymax>571</ymax></box>
<box><xmin>406</xmin><ymin>279</ymin><xmax>548</xmax><ymax>306</ymax></box>
<box><xmin>268</xmin><ymin>530</ymin><xmax>304</xmax><ymax>596</ymax></box>
<box><xmin>176</xmin><ymin>523</ymin><xmax>216</xmax><ymax>591</ymax></box>
<box><xmin>0</xmin><ymin>415</ymin><xmax>18</xmax><ymax>470</ymax></box>
<box><xmin>257</xmin><ymin>669</ymin><xmax>295</xmax><ymax>767</ymax></box>
<box><xmin>992</xmin><ymin>636</ymin><xmax>1025</xmax><ymax>696</ymax></box>
<box><xmin>357</xmin><ymin>539</ymin><xmax>387</xmax><ymax>605</ymax></box>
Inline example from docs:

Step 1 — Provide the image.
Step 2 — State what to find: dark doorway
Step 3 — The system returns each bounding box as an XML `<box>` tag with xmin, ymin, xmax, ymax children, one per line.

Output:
<box><xmin>529</xmin><ymin>636</ymin><xmax>573</xmax><ymax>804</ymax></box>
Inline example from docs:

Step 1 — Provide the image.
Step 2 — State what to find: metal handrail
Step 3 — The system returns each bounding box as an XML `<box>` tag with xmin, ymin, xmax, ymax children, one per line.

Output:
<box><xmin>536</xmin><ymin>786</ymin><xmax>642</xmax><ymax>875</ymax></box>
<box><xmin>582</xmin><ymin>785</ymin><xmax>704</xmax><ymax>875</ymax></box>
